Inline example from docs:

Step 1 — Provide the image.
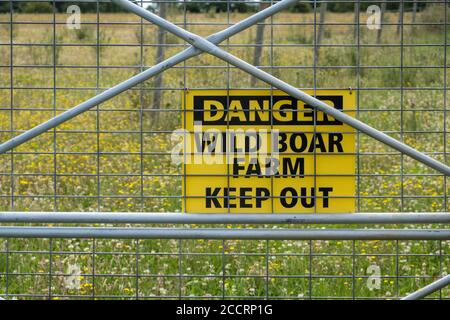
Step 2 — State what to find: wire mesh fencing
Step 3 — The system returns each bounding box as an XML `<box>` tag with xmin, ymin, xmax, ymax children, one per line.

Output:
<box><xmin>0</xmin><ymin>0</ymin><xmax>449</xmax><ymax>299</ymax></box>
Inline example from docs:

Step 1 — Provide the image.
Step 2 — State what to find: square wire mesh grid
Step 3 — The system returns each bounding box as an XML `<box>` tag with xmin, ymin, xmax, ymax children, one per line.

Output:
<box><xmin>0</xmin><ymin>0</ymin><xmax>449</xmax><ymax>299</ymax></box>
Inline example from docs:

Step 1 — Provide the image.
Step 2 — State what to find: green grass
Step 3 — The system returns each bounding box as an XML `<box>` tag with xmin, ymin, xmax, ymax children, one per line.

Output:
<box><xmin>0</xmin><ymin>7</ymin><xmax>449</xmax><ymax>299</ymax></box>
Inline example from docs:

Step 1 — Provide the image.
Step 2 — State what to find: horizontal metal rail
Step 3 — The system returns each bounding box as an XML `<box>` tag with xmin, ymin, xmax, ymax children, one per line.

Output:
<box><xmin>0</xmin><ymin>212</ymin><xmax>449</xmax><ymax>224</ymax></box>
<box><xmin>402</xmin><ymin>275</ymin><xmax>450</xmax><ymax>300</ymax></box>
<box><xmin>0</xmin><ymin>227</ymin><xmax>449</xmax><ymax>240</ymax></box>
<box><xmin>111</xmin><ymin>0</ymin><xmax>450</xmax><ymax>176</ymax></box>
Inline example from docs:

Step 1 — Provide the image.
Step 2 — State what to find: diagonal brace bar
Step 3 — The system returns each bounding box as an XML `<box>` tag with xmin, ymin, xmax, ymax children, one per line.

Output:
<box><xmin>401</xmin><ymin>274</ymin><xmax>450</xmax><ymax>300</ymax></box>
<box><xmin>0</xmin><ymin>0</ymin><xmax>298</xmax><ymax>154</ymax></box>
<box><xmin>113</xmin><ymin>0</ymin><xmax>450</xmax><ymax>176</ymax></box>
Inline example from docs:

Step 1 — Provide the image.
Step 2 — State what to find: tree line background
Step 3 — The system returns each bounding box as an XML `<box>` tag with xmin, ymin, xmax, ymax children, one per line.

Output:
<box><xmin>0</xmin><ymin>1</ymin><xmax>430</xmax><ymax>14</ymax></box>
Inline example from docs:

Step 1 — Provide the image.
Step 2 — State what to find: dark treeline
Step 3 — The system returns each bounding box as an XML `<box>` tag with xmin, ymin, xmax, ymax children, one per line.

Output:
<box><xmin>184</xmin><ymin>1</ymin><xmax>431</xmax><ymax>14</ymax></box>
<box><xmin>0</xmin><ymin>1</ymin><xmax>434</xmax><ymax>14</ymax></box>
<box><xmin>328</xmin><ymin>1</ymin><xmax>429</xmax><ymax>12</ymax></box>
<box><xmin>0</xmin><ymin>2</ymin><xmax>133</xmax><ymax>13</ymax></box>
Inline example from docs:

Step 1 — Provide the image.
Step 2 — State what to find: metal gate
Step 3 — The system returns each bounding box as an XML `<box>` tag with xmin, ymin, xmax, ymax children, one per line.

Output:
<box><xmin>0</xmin><ymin>0</ymin><xmax>449</xmax><ymax>299</ymax></box>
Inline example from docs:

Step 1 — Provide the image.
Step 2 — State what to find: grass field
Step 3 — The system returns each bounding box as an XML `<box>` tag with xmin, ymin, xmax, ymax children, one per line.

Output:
<box><xmin>0</xmin><ymin>6</ymin><xmax>449</xmax><ymax>299</ymax></box>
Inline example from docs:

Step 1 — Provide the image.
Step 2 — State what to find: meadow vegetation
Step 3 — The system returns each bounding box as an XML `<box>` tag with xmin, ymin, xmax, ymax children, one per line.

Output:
<box><xmin>0</xmin><ymin>6</ymin><xmax>449</xmax><ymax>299</ymax></box>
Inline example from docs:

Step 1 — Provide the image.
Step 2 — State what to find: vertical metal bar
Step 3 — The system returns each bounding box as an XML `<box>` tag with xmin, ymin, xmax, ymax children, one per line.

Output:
<box><xmin>178</xmin><ymin>238</ymin><xmax>182</xmax><ymax>298</ymax></box>
<box><xmin>356</xmin><ymin>0</ymin><xmax>361</xmax><ymax>214</ymax></box>
<box><xmin>310</xmin><ymin>0</ymin><xmax>318</xmax><ymax>300</ymax></box>
<box><xmin>439</xmin><ymin>240</ymin><xmax>443</xmax><ymax>299</ymax></box>
<box><xmin>313</xmin><ymin>0</ymin><xmax>318</xmax><ymax>215</ymax></box>
<box><xmin>353</xmin><ymin>0</ymin><xmax>358</xmax><ymax>41</ymax></box>
<box><xmin>221</xmin><ymin>238</ymin><xmax>225</xmax><ymax>299</ymax></box>
<box><xmin>439</xmin><ymin>0</ymin><xmax>447</xmax><ymax>298</ymax></box>
<box><xmin>181</xmin><ymin>0</ymin><xmax>188</xmax><ymax>299</ymax></box>
<box><xmin>139</xmin><ymin>0</ymin><xmax>145</xmax><ymax>214</ymax></box>
<box><xmin>6</xmin><ymin>0</ymin><xmax>13</xmax><ymax>300</ymax></box>
<box><xmin>396</xmin><ymin>240</ymin><xmax>399</xmax><ymax>298</ymax></box>
<box><xmin>182</xmin><ymin>0</ymin><xmax>187</xmax><ymax>212</ymax></box>
<box><xmin>444</xmin><ymin>0</ymin><xmax>448</xmax><ymax>213</ymax></box>
<box><xmin>4</xmin><ymin>240</ymin><xmax>9</xmax><ymax>299</ymax></box>
<box><xmin>94</xmin><ymin>0</ymin><xmax>101</xmax><ymax>301</ymax></box>
<box><xmin>309</xmin><ymin>239</ymin><xmax>313</xmax><ymax>299</ymax></box>
<box><xmin>96</xmin><ymin>0</ymin><xmax>101</xmax><ymax>213</ymax></box>
<box><xmin>400</xmin><ymin>0</ymin><xmax>405</xmax><ymax>212</ymax></box>
<box><xmin>49</xmin><ymin>1</ymin><xmax>57</xmax><ymax>299</ymax></box>
<box><xmin>52</xmin><ymin>0</ymin><xmax>57</xmax><ymax>213</ymax></box>
<box><xmin>91</xmin><ymin>238</ymin><xmax>96</xmax><ymax>299</ymax></box>
<box><xmin>354</xmin><ymin>0</ymin><xmax>360</xmax><ymax>300</ymax></box>
<box><xmin>265</xmin><ymin>240</ymin><xmax>269</xmax><ymax>299</ymax></box>
<box><xmin>135</xmin><ymin>238</ymin><xmax>140</xmax><ymax>299</ymax></box>
<box><xmin>267</xmin><ymin>0</ymin><xmax>275</xmax><ymax>299</ymax></box>
<box><xmin>352</xmin><ymin>240</ymin><xmax>356</xmax><ymax>300</ymax></box>
<box><xmin>226</xmin><ymin>0</ymin><xmax>231</xmax><ymax>297</ymax></box>
<box><xmin>8</xmin><ymin>0</ymin><xmax>14</xmax><ymax>212</ymax></box>
<box><xmin>269</xmin><ymin>2</ymin><xmax>275</xmax><ymax>215</ymax></box>
<box><xmin>48</xmin><ymin>238</ymin><xmax>53</xmax><ymax>299</ymax></box>
<box><xmin>225</xmin><ymin>2</ymin><xmax>230</xmax><ymax>209</ymax></box>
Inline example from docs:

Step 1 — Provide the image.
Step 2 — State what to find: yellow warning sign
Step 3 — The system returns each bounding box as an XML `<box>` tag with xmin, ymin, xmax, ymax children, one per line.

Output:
<box><xmin>180</xmin><ymin>89</ymin><xmax>356</xmax><ymax>213</ymax></box>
